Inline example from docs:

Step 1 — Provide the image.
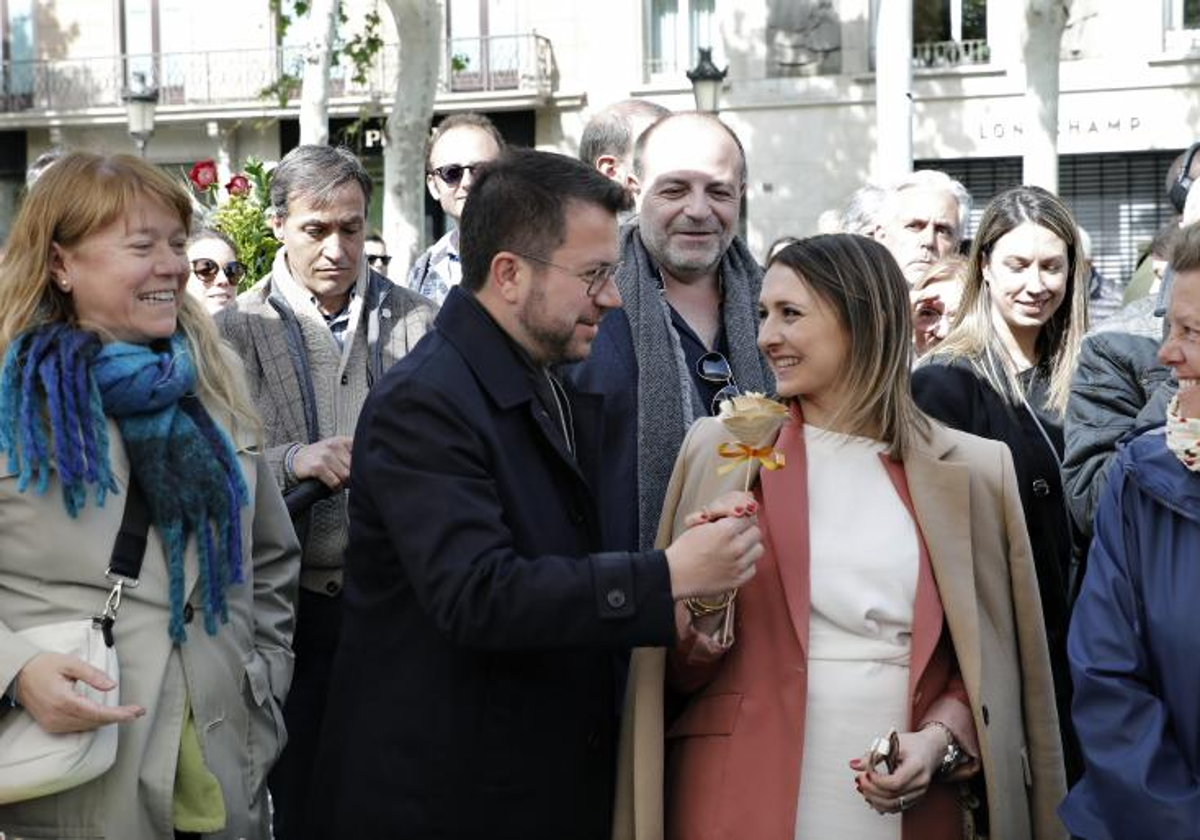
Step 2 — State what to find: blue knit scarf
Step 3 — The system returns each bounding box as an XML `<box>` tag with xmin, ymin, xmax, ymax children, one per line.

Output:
<box><xmin>0</xmin><ymin>324</ymin><xmax>249</xmax><ymax>641</ymax></box>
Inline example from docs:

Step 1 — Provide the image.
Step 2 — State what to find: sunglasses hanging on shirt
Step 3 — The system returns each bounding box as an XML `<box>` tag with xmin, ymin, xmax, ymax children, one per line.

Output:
<box><xmin>696</xmin><ymin>350</ymin><xmax>741</xmax><ymax>416</ymax></box>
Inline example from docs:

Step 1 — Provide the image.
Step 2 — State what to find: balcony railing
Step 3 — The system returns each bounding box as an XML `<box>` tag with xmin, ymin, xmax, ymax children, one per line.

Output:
<box><xmin>0</xmin><ymin>33</ymin><xmax>553</xmax><ymax>115</ymax></box>
<box><xmin>1164</xmin><ymin>27</ymin><xmax>1200</xmax><ymax>54</ymax></box>
<box><xmin>912</xmin><ymin>39</ymin><xmax>990</xmax><ymax>68</ymax></box>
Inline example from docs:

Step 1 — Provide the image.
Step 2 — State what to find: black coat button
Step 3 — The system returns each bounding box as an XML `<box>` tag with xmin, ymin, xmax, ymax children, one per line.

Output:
<box><xmin>606</xmin><ymin>589</ymin><xmax>627</xmax><ymax>609</ymax></box>
<box><xmin>326</xmin><ymin>581</ymin><xmax>341</xmax><ymax>595</ymax></box>
<box><xmin>183</xmin><ymin>603</ymin><xmax>195</xmax><ymax>624</ymax></box>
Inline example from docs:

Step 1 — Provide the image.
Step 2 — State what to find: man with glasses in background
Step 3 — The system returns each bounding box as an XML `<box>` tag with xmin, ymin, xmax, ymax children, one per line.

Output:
<box><xmin>364</xmin><ymin>232</ymin><xmax>391</xmax><ymax>277</ymax></box>
<box><xmin>406</xmin><ymin>112</ymin><xmax>505</xmax><ymax>304</ymax></box>
<box><xmin>569</xmin><ymin>111</ymin><xmax>772</xmax><ymax>553</ymax></box>
<box><xmin>215</xmin><ymin>144</ymin><xmax>437</xmax><ymax>840</ymax></box>
<box><xmin>313</xmin><ymin>147</ymin><xmax>762</xmax><ymax>839</ymax></box>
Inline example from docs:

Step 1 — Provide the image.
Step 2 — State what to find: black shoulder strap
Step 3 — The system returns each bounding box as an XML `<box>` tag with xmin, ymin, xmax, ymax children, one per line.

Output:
<box><xmin>108</xmin><ymin>475</ymin><xmax>150</xmax><ymax>581</ymax></box>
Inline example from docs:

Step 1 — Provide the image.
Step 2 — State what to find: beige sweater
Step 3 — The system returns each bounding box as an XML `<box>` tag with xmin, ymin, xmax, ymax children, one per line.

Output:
<box><xmin>217</xmin><ymin>249</ymin><xmax>438</xmax><ymax>595</ymax></box>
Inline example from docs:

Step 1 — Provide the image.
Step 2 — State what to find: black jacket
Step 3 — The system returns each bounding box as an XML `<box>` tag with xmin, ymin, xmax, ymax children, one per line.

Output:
<box><xmin>1062</xmin><ymin>319</ymin><xmax>1175</xmax><ymax>548</ymax></box>
<box><xmin>309</xmin><ymin>287</ymin><xmax>675</xmax><ymax>839</ymax></box>
<box><xmin>912</xmin><ymin>357</ymin><xmax>1079</xmax><ymax>779</ymax></box>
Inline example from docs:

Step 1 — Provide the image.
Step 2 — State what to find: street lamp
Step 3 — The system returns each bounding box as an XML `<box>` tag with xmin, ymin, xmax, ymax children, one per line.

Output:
<box><xmin>686</xmin><ymin>47</ymin><xmax>727</xmax><ymax>113</ymax></box>
<box><xmin>123</xmin><ymin>82</ymin><xmax>159</xmax><ymax>158</ymax></box>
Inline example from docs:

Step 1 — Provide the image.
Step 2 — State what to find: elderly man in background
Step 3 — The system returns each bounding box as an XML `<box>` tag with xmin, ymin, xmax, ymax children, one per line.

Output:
<box><xmin>216</xmin><ymin>144</ymin><xmax>437</xmax><ymax>840</ymax></box>
<box><xmin>406</xmin><ymin>112</ymin><xmax>504</xmax><ymax>304</ymax></box>
<box><xmin>870</xmin><ymin>169</ymin><xmax>972</xmax><ymax>285</ymax></box>
<box><xmin>580</xmin><ymin>98</ymin><xmax>669</xmax><ymax>199</ymax></box>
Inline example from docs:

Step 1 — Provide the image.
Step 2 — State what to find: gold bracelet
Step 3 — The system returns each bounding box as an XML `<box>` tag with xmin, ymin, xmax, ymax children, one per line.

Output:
<box><xmin>684</xmin><ymin>590</ymin><xmax>737</xmax><ymax>618</ymax></box>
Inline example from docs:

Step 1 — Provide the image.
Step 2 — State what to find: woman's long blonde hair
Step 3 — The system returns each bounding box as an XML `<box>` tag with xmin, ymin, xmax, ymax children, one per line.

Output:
<box><xmin>925</xmin><ymin>185</ymin><xmax>1088</xmax><ymax>416</ymax></box>
<box><xmin>769</xmin><ymin>234</ymin><xmax>930</xmax><ymax>460</ymax></box>
<box><xmin>0</xmin><ymin>152</ymin><xmax>259</xmax><ymax>436</ymax></box>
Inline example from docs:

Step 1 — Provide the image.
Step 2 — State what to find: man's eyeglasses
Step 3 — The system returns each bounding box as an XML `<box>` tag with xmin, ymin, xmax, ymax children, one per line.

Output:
<box><xmin>510</xmin><ymin>251</ymin><xmax>623</xmax><ymax>298</ymax></box>
<box><xmin>429</xmin><ymin>163</ymin><xmax>483</xmax><ymax>187</ymax></box>
<box><xmin>367</xmin><ymin>254</ymin><xmax>392</xmax><ymax>267</ymax></box>
<box><xmin>696</xmin><ymin>350</ymin><xmax>741</xmax><ymax>416</ymax></box>
<box><xmin>191</xmin><ymin>258</ymin><xmax>246</xmax><ymax>284</ymax></box>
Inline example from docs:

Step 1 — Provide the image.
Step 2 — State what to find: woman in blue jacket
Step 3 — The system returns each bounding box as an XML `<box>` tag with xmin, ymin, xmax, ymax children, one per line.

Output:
<box><xmin>1060</xmin><ymin>223</ymin><xmax>1200</xmax><ymax>838</ymax></box>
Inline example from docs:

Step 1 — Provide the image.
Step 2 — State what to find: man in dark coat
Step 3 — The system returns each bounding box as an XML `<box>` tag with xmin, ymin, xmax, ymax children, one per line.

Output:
<box><xmin>568</xmin><ymin>112</ymin><xmax>772</xmax><ymax>553</ymax></box>
<box><xmin>310</xmin><ymin>149</ymin><xmax>763</xmax><ymax>840</ymax></box>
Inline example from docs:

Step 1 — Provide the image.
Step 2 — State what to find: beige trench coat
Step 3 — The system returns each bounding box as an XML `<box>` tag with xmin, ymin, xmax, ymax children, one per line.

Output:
<box><xmin>0</xmin><ymin>414</ymin><xmax>300</xmax><ymax>839</ymax></box>
<box><xmin>613</xmin><ymin>414</ymin><xmax>1067</xmax><ymax>840</ymax></box>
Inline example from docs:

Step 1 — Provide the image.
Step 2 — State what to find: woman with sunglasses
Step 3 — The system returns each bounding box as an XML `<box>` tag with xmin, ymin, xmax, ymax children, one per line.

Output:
<box><xmin>912</xmin><ymin>185</ymin><xmax>1088</xmax><ymax>781</ymax></box>
<box><xmin>186</xmin><ymin>227</ymin><xmax>245</xmax><ymax>314</ymax></box>
<box><xmin>614</xmin><ymin>234</ymin><xmax>1066</xmax><ymax>840</ymax></box>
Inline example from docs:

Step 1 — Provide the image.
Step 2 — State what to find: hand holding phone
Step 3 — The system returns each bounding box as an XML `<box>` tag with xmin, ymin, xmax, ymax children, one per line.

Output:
<box><xmin>866</xmin><ymin>727</ymin><xmax>900</xmax><ymax>775</ymax></box>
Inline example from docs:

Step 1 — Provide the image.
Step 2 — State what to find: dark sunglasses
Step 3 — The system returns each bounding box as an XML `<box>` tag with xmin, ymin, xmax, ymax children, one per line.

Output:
<box><xmin>191</xmin><ymin>258</ymin><xmax>246</xmax><ymax>284</ymax></box>
<box><xmin>696</xmin><ymin>351</ymin><xmax>741</xmax><ymax>416</ymax></box>
<box><xmin>367</xmin><ymin>254</ymin><xmax>392</xmax><ymax>267</ymax></box>
<box><xmin>429</xmin><ymin>162</ymin><xmax>482</xmax><ymax>187</ymax></box>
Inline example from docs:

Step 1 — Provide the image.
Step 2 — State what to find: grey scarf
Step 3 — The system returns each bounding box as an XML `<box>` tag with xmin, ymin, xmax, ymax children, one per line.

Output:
<box><xmin>616</xmin><ymin>225</ymin><xmax>773</xmax><ymax>549</ymax></box>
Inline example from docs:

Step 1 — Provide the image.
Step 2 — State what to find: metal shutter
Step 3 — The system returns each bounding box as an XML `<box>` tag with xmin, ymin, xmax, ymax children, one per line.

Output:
<box><xmin>916</xmin><ymin>150</ymin><xmax>1180</xmax><ymax>286</ymax></box>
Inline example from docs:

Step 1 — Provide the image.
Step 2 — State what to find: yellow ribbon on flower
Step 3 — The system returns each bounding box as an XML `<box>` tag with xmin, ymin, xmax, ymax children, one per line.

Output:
<box><xmin>716</xmin><ymin>442</ymin><xmax>786</xmax><ymax>475</ymax></box>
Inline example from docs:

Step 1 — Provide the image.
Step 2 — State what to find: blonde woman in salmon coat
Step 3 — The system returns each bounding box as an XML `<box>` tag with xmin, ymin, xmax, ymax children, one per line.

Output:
<box><xmin>613</xmin><ymin>234</ymin><xmax>1066</xmax><ymax>840</ymax></box>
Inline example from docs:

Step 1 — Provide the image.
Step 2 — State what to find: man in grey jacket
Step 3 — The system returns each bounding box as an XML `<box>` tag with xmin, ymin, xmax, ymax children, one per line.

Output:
<box><xmin>216</xmin><ymin>144</ymin><xmax>436</xmax><ymax>839</ymax></box>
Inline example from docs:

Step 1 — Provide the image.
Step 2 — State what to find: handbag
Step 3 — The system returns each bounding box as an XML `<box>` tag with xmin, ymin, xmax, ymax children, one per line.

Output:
<box><xmin>0</xmin><ymin>476</ymin><xmax>150</xmax><ymax>805</ymax></box>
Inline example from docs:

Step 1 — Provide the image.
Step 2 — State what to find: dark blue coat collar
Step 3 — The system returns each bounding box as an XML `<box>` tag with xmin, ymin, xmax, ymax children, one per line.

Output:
<box><xmin>1122</xmin><ymin>426</ymin><xmax>1200</xmax><ymax>523</ymax></box>
<box><xmin>435</xmin><ymin>286</ymin><xmax>541</xmax><ymax>412</ymax></box>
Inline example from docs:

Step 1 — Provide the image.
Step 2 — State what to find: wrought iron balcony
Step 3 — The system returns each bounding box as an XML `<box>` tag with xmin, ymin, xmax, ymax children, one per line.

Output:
<box><xmin>0</xmin><ymin>33</ymin><xmax>553</xmax><ymax>115</ymax></box>
<box><xmin>911</xmin><ymin>39</ymin><xmax>990</xmax><ymax>68</ymax></box>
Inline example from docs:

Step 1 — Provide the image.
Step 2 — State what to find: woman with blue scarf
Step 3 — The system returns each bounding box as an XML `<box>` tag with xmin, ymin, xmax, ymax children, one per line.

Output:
<box><xmin>0</xmin><ymin>152</ymin><xmax>300</xmax><ymax>838</ymax></box>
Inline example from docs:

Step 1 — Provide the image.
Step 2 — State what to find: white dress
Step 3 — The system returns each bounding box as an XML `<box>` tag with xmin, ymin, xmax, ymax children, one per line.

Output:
<box><xmin>794</xmin><ymin>426</ymin><xmax>919</xmax><ymax>840</ymax></box>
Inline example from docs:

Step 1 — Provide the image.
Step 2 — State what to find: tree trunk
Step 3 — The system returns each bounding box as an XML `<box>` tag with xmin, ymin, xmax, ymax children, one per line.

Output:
<box><xmin>381</xmin><ymin>0</ymin><xmax>441</xmax><ymax>272</ymax></box>
<box><xmin>299</xmin><ymin>0</ymin><xmax>340</xmax><ymax>145</ymax></box>
<box><xmin>1022</xmin><ymin>1</ymin><xmax>1070</xmax><ymax>191</ymax></box>
<box><xmin>874</xmin><ymin>0</ymin><xmax>913</xmax><ymax>183</ymax></box>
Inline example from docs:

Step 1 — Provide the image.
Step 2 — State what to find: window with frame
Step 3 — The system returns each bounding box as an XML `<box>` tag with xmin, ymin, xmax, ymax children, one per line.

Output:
<box><xmin>447</xmin><ymin>0</ymin><xmax>522</xmax><ymax>92</ymax></box>
<box><xmin>902</xmin><ymin>0</ymin><xmax>990</xmax><ymax>67</ymax></box>
<box><xmin>913</xmin><ymin>0</ymin><xmax>986</xmax><ymax>44</ymax></box>
<box><xmin>1164</xmin><ymin>0</ymin><xmax>1200</xmax><ymax>52</ymax></box>
<box><xmin>1167</xmin><ymin>0</ymin><xmax>1200</xmax><ymax>28</ymax></box>
<box><xmin>644</xmin><ymin>0</ymin><xmax>715</xmax><ymax>79</ymax></box>
<box><xmin>5</xmin><ymin>0</ymin><xmax>35</xmax><ymax>106</ymax></box>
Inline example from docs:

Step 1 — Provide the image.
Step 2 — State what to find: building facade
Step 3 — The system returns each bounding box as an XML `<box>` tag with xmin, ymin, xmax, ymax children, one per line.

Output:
<box><xmin>1</xmin><ymin>0</ymin><xmax>1197</xmax><ymax>282</ymax></box>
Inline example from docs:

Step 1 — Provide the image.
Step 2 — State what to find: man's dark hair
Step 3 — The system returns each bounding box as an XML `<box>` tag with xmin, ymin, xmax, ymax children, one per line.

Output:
<box><xmin>459</xmin><ymin>149</ymin><xmax>631</xmax><ymax>293</ymax></box>
<box><xmin>365</xmin><ymin>232</ymin><xmax>387</xmax><ymax>248</ymax></box>
<box><xmin>425</xmin><ymin>112</ymin><xmax>505</xmax><ymax>172</ymax></box>
<box><xmin>270</xmin><ymin>145</ymin><xmax>372</xmax><ymax>218</ymax></box>
<box><xmin>579</xmin><ymin>99</ymin><xmax>670</xmax><ymax>166</ymax></box>
<box><xmin>632</xmin><ymin>111</ymin><xmax>748</xmax><ymax>185</ymax></box>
